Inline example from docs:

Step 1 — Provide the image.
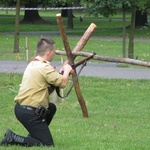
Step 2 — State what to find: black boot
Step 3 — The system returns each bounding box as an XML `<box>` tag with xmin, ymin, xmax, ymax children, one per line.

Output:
<box><xmin>0</xmin><ymin>129</ymin><xmax>27</xmax><ymax>146</ymax></box>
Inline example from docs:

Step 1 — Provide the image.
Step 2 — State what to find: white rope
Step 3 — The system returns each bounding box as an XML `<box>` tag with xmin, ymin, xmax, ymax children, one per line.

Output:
<box><xmin>0</xmin><ymin>7</ymin><xmax>86</xmax><ymax>11</ymax></box>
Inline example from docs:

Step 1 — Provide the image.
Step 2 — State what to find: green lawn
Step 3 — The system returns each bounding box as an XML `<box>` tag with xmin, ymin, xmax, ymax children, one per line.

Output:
<box><xmin>0</xmin><ymin>9</ymin><xmax>150</xmax><ymax>38</ymax></box>
<box><xmin>0</xmin><ymin>10</ymin><xmax>150</xmax><ymax>62</ymax></box>
<box><xmin>0</xmin><ymin>73</ymin><xmax>149</xmax><ymax>150</ymax></box>
<box><xmin>0</xmin><ymin>10</ymin><xmax>150</xmax><ymax>150</ymax></box>
<box><xmin>0</xmin><ymin>35</ymin><xmax>150</xmax><ymax>63</ymax></box>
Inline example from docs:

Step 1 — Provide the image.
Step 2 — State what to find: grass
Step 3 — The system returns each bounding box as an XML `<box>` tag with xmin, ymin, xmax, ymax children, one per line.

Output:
<box><xmin>0</xmin><ymin>10</ymin><xmax>150</xmax><ymax>38</ymax></box>
<box><xmin>0</xmin><ymin>16</ymin><xmax>150</xmax><ymax>38</ymax></box>
<box><xmin>0</xmin><ymin>73</ymin><xmax>149</xmax><ymax>150</ymax></box>
<box><xmin>0</xmin><ymin>35</ymin><xmax>150</xmax><ymax>63</ymax></box>
<box><xmin>0</xmin><ymin>10</ymin><xmax>150</xmax><ymax>63</ymax></box>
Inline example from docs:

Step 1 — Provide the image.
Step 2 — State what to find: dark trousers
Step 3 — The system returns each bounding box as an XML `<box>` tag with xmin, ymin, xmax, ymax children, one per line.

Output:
<box><xmin>14</xmin><ymin>103</ymin><xmax>56</xmax><ymax>147</ymax></box>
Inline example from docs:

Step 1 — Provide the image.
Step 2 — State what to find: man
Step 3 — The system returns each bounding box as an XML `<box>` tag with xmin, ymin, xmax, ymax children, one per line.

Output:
<box><xmin>0</xmin><ymin>38</ymin><xmax>72</xmax><ymax>147</ymax></box>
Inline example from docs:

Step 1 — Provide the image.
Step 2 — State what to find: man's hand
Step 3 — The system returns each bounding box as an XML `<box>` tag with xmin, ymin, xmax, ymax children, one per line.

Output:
<box><xmin>63</xmin><ymin>64</ymin><xmax>72</xmax><ymax>73</ymax></box>
<box><xmin>59</xmin><ymin>64</ymin><xmax>73</xmax><ymax>88</ymax></box>
<box><xmin>59</xmin><ymin>64</ymin><xmax>72</xmax><ymax>74</ymax></box>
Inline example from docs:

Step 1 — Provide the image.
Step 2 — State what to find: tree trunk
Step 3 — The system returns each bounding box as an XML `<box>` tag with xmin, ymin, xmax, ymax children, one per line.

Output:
<box><xmin>135</xmin><ymin>10</ymin><xmax>148</xmax><ymax>27</ymax></box>
<box><xmin>21</xmin><ymin>0</ymin><xmax>49</xmax><ymax>24</ymax></box>
<box><xmin>67</xmin><ymin>3</ymin><xmax>73</xmax><ymax>29</ymax></box>
<box><xmin>122</xmin><ymin>5</ymin><xmax>126</xmax><ymax>58</ymax></box>
<box><xmin>61</xmin><ymin>3</ymin><xmax>68</xmax><ymax>17</ymax></box>
<box><xmin>14</xmin><ymin>0</ymin><xmax>20</xmax><ymax>53</ymax></box>
<box><xmin>128</xmin><ymin>9</ymin><xmax>136</xmax><ymax>59</ymax></box>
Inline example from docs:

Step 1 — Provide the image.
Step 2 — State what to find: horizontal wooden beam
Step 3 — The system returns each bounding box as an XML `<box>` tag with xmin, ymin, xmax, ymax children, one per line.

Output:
<box><xmin>55</xmin><ymin>50</ymin><xmax>150</xmax><ymax>67</ymax></box>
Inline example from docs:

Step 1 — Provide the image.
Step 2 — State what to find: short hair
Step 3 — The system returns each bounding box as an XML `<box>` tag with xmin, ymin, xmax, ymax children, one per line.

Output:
<box><xmin>36</xmin><ymin>38</ymin><xmax>55</xmax><ymax>56</ymax></box>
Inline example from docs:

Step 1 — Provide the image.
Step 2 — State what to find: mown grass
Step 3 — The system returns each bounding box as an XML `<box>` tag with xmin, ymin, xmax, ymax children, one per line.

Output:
<box><xmin>0</xmin><ymin>10</ymin><xmax>150</xmax><ymax>63</ymax></box>
<box><xmin>0</xmin><ymin>35</ymin><xmax>150</xmax><ymax>63</ymax></box>
<box><xmin>0</xmin><ymin>16</ymin><xmax>149</xmax><ymax>38</ymax></box>
<box><xmin>0</xmin><ymin>73</ymin><xmax>149</xmax><ymax>150</ymax></box>
<box><xmin>0</xmin><ymin>10</ymin><xmax>150</xmax><ymax>38</ymax></box>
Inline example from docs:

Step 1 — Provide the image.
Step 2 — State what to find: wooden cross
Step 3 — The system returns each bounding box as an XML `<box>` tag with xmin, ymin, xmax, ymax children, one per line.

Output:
<box><xmin>56</xmin><ymin>14</ymin><xmax>97</xmax><ymax>117</ymax></box>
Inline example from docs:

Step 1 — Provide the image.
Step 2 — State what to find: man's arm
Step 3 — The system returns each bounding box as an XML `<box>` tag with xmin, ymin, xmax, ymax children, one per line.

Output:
<box><xmin>59</xmin><ymin>64</ymin><xmax>72</xmax><ymax>88</ymax></box>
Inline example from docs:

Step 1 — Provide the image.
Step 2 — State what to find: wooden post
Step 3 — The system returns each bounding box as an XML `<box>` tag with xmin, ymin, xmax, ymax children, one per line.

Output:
<box><xmin>25</xmin><ymin>37</ymin><xmax>29</xmax><ymax>63</ymax></box>
<box><xmin>56</xmin><ymin>13</ymin><xmax>89</xmax><ymax>117</ymax></box>
<box><xmin>56</xmin><ymin>14</ymin><xmax>73</xmax><ymax>63</ymax></box>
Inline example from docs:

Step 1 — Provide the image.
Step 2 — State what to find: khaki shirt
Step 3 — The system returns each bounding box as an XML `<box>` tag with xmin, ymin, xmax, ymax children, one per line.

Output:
<box><xmin>14</xmin><ymin>56</ymin><xmax>63</xmax><ymax>108</ymax></box>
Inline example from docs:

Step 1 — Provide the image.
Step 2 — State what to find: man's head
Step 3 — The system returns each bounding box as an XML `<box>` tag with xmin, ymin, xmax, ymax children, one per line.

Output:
<box><xmin>36</xmin><ymin>38</ymin><xmax>55</xmax><ymax>62</ymax></box>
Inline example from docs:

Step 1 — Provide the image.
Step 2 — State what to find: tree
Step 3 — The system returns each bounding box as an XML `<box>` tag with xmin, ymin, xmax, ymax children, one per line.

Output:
<box><xmin>122</xmin><ymin>4</ymin><xmax>126</xmax><ymax>58</ymax></box>
<box><xmin>54</xmin><ymin>1</ymin><xmax>74</xmax><ymax>28</ymax></box>
<box><xmin>135</xmin><ymin>10</ymin><xmax>148</xmax><ymax>27</ymax></box>
<box><xmin>54</xmin><ymin>0</ymin><xmax>81</xmax><ymax>29</ymax></box>
<box><xmin>0</xmin><ymin>0</ymin><xmax>79</xmax><ymax>27</ymax></box>
<box><xmin>14</xmin><ymin>0</ymin><xmax>20</xmax><ymax>53</ymax></box>
<box><xmin>81</xmin><ymin>0</ymin><xmax>150</xmax><ymax>58</ymax></box>
<box><xmin>21</xmin><ymin>0</ymin><xmax>49</xmax><ymax>24</ymax></box>
<box><xmin>0</xmin><ymin>0</ymin><xmax>53</xmax><ymax>24</ymax></box>
<box><xmin>127</xmin><ymin>0</ymin><xmax>149</xmax><ymax>58</ymax></box>
<box><xmin>128</xmin><ymin>8</ymin><xmax>136</xmax><ymax>58</ymax></box>
<box><xmin>135</xmin><ymin>0</ymin><xmax>150</xmax><ymax>27</ymax></box>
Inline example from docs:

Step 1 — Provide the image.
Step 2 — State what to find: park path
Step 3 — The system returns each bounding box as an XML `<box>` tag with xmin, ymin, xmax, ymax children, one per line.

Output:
<box><xmin>1</xmin><ymin>31</ymin><xmax>150</xmax><ymax>42</ymax></box>
<box><xmin>0</xmin><ymin>60</ymin><xmax>150</xmax><ymax>79</ymax></box>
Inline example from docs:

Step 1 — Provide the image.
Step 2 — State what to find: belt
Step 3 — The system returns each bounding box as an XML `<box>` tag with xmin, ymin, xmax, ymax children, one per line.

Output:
<box><xmin>17</xmin><ymin>104</ymin><xmax>36</xmax><ymax>111</ymax></box>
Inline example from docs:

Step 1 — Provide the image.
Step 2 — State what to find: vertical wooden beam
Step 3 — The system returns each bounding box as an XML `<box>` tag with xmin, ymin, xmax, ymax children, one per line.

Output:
<box><xmin>56</xmin><ymin>13</ymin><xmax>88</xmax><ymax>117</ymax></box>
<box><xmin>25</xmin><ymin>37</ymin><xmax>29</xmax><ymax>63</ymax></box>
<box><xmin>56</xmin><ymin>14</ymin><xmax>73</xmax><ymax>64</ymax></box>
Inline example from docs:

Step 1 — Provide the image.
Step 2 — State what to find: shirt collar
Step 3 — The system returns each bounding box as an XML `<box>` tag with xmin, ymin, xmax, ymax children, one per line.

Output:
<box><xmin>35</xmin><ymin>56</ymin><xmax>50</xmax><ymax>64</ymax></box>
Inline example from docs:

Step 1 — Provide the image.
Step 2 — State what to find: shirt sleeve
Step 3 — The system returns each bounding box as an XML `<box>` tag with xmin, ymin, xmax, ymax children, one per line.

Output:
<box><xmin>44</xmin><ymin>64</ymin><xmax>63</xmax><ymax>87</ymax></box>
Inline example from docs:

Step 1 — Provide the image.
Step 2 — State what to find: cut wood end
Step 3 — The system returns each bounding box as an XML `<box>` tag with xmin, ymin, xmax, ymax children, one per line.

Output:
<box><xmin>56</xmin><ymin>13</ymin><xmax>61</xmax><ymax>17</ymax></box>
<box><xmin>91</xmin><ymin>23</ymin><xmax>97</xmax><ymax>28</ymax></box>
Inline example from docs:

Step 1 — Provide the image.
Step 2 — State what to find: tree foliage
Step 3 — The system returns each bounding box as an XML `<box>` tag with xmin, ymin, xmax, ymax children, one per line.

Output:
<box><xmin>81</xmin><ymin>0</ymin><xmax>150</xmax><ymax>59</ymax></box>
<box><xmin>81</xmin><ymin>0</ymin><xmax>150</xmax><ymax>17</ymax></box>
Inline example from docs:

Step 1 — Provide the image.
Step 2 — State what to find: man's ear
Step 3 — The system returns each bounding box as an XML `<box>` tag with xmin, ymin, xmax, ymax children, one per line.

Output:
<box><xmin>47</xmin><ymin>50</ymin><xmax>51</xmax><ymax>55</ymax></box>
